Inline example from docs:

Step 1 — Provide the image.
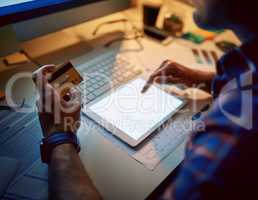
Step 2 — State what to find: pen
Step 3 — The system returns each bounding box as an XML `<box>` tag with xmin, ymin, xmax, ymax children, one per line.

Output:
<box><xmin>142</xmin><ymin>60</ymin><xmax>171</xmax><ymax>93</ymax></box>
<box><xmin>141</xmin><ymin>80</ymin><xmax>152</xmax><ymax>93</ymax></box>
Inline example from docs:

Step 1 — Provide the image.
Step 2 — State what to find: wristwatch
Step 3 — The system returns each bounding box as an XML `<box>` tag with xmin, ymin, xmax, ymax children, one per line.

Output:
<box><xmin>40</xmin><ymin>132</ymin><xmax>81</xmax><ymax>164</ymax></box>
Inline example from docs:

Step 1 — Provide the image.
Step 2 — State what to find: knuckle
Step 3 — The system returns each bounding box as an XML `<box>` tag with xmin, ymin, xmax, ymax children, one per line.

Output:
<box><xmin>164</xmin><ymin>59</ymin><xmax>171</xmax><ymax>64</ymax></box>
<box><xmin>168</xmin><ymin>61</ymin><xmax>176</xmax><ymax>66</ymax></box>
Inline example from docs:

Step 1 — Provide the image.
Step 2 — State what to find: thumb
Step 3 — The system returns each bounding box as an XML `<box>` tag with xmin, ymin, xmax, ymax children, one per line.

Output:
<box><xmin>33</xmin><ymin>65</ymin><xmax>56</xmax><ymax>88</ymax></box>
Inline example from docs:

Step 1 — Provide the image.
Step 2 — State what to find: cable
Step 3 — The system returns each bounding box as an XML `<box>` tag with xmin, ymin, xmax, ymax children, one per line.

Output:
<box><xmin>93</xmin><ymin>18</ymin><xmax>145</xmax><ymax>51</ymax></box>
<box><xmin>92</xmin><ymin>19</ymin><xmax>129</xmax><ymax>36</ymax></box>
<box><xmin>104</xmin><ymin>35</ymin><xmax>144</xmax><ymax>52</ymax></box>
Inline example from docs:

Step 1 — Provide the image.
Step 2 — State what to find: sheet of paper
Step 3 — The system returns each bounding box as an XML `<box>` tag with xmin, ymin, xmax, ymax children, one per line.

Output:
<box><xmin>124</xmin><ymin>40</ymin><xmax>219</xmax><ymax>78</ymax></box>
<box><xmin>167</xmin><ymin>43</ymin><xmax>221</xmax><ymax>70</ymax></box>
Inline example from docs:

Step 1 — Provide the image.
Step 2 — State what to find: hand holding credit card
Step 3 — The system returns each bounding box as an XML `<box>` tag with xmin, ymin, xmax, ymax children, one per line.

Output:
<box><xmin>48</xmin><ymin>62</ymin><xmax>83</xmax><ymax>97</ymax></box>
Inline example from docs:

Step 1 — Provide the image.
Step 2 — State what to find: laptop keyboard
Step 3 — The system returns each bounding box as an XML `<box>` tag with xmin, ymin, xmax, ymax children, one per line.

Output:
<box><xmin>77</xmin><ymin>52</ymin><xmax>142</xmax><ymax>104</ymax></box>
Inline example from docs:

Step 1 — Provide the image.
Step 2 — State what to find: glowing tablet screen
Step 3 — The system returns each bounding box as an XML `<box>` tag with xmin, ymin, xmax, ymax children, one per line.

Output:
<box><xmin>88</xmin><ymin>79</ymin><xmax>184</xmax><ymax>140</ymax></box>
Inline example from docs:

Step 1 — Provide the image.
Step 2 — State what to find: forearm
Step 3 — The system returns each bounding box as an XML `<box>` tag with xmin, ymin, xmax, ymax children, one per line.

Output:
<box><xmin>49</xmin><ymin>144</ymin><xmax>102</xmax><ymax>200</ymax></box>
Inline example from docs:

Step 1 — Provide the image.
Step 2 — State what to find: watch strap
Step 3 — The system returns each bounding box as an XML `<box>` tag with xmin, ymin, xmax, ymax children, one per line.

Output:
<box><xmin>40</xmin><ymin>132</ymin><xmax>80</xmax><ymax>164</ymax></box>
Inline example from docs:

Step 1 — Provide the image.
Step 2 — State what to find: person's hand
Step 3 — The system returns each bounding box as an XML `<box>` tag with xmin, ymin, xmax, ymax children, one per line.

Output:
<box><xmin>150</xmin><ymin>60</ymin><xmax>214</xmax><ymax>87</ymax></box>
<box><xmin>142</xmin><ymin>60</ymin><xmax>215</xmax><ymax>93</ymax></box>
<box><xmin>33</xmin><ymin>65</ymin><xmax>81</xmax><ymax>137</ymax></box>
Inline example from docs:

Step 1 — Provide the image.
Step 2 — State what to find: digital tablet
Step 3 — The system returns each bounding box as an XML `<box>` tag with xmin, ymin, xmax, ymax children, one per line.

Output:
<box><xmin>84</xmin><ymin>78</ymin><xmax>186</xmax><ymax>147</ymax></box>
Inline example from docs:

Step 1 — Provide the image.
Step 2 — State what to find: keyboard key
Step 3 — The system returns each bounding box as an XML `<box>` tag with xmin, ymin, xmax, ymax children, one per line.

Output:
<box><xmin>99</xmin><ymin>68</ymin><xmax>105</xmax><ymax>73</ymax></box>
<box><xmin>92</xmin><ymin>83</ymin><xmax>101</xmax><ymax>90</ymax></box>
<box><xmin>86</xmin><ymin>81</ymin><xmax>94</xmax><ymax>88</ymax></box>
<box><xmin>89</xmin><ymin>78</ymin><xmax>98</xmax><ymax>85</ymax></box>
<box><xmin>87</xmin><ymin>86</ymin><xmax>95</xmax><ymax>93</ymax></box>
<box><xmin>95</xmin><ymin>76</ymin><xmax>102</xmax><ymax>81</ymax></box>
<box><xmin>96</xmin><ymin>80</ymin><xmax>106</xmax><ymax>87</ymax></box>
<box><xmin>86</xmin><ymin>93</ymin><xmax>96</xmax><ymax>101</ymax></box>
<box><xmin>92</xmin><ymin>84</ymin><xmax>111</xmax><ymax>97</ymax></box>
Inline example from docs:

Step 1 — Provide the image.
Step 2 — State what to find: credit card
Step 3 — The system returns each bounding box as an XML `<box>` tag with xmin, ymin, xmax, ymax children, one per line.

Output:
<box><xmin>48</xmin><ymin>61</ymin><xmax>83</xmax><ymax>96</ymax></box>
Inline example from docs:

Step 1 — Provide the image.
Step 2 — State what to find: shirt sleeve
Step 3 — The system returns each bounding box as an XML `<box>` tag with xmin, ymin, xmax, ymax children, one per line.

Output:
<box><xmin>160</xmin><ymin>86</ymin><xmax>247</xmax><ymax>200</ymax></box>
<box><xmin>158</xmin><ymin>128</ymin><xmax>237</xmax><ymax>200</ymax></box>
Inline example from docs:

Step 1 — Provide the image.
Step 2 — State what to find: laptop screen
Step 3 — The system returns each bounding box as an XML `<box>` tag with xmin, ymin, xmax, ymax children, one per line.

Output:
<box><xmin>0</xmin><ymin>0</ymin><xmax>103</xmax><ymax>26</ymax></box>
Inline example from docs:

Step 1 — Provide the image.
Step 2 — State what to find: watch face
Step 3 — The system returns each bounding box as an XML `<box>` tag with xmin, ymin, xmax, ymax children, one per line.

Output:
<box><xmin>40</xmin><ymin>141</ymin><xmax>48</xmax><ymax>164</ymax></box>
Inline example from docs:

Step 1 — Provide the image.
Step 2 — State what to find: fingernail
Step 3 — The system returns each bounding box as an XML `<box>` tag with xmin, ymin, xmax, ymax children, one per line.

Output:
<box><xmin>63</xmin><ymin>94</ymin><xmax>71</xmax><ymax>102</ymax></box>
